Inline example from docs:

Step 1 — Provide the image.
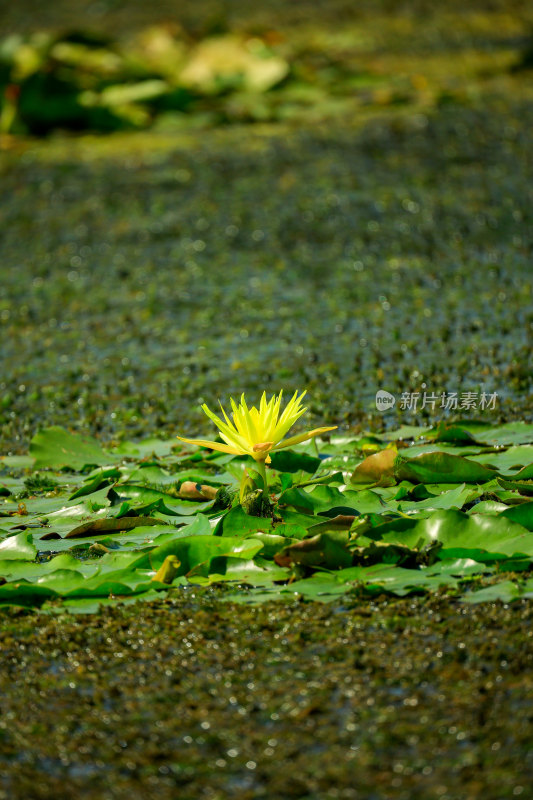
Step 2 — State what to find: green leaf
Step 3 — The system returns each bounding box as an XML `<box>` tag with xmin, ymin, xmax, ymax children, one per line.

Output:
<box><xmin>148</xmin><ymin>534</ymin><xmax>265</xmax><ymax>574</ymax></box>
<box><xmin>113</xmin><ymin>484</ymin><xmax>175</xmax><ymax>504</ymax></box>
<box><xmin>213</xmin><ymin>505</ymin><xmax>275</xmax><ymax>537</ymax></box>
<box><xmin>425</xmin><ymin>558</ymin><xmax>494</xmax><ymax>578</ymax></box>
<box><xmin>274</xmin><ymin>530</ymin><xmax>352</xmax><ymax>569</ymax></box>
<box><xmin>394</xmin><ymin>451</ymin><xmax>497</xmax><ymax>484</ymax></box>
<box><xmin>497</xmin><ymin>477</ymin><xmax>533</xmax><ymax>496</ymax></box>
<box><xmin>0</xmin><ymin>532</ymin><xmax>37</xmax><ymax>561</ymax></box>
<box><xmin>306</xmin><ymin>515</ymin><xmax>357</xmax><ymax>536</ymax></box>
<box><xmin>395</xmin><ymin>484</ymin><xmax>474</xmax><ymax>514</ymax></box>
<box><xmin>68</xmin><ymin>468</ymin><xmax>120</xmax><ymax>499</ymax></box>
<box><xmin>278</xmin><ymin>485</ymin><xmax>351</xmax><ymax>515</ymax></box>
<box><xmin>469</xmin><ymin>500</ymin><xmax>509</xmax><ymax>514</ymax></box>
<box><xmin>30</xmin><ymin>426</ymin><xmax>110</xmax><ymax>470</ymax></box>
<box><xmin>154</xmin><ymin>497</ymin><xmax>216</xmax><ymax>516</ymax></box>
<box><xmin>276</xmin><ymin>508</ymin><xmax>319</xmax><ymax>530</ymax></box>
<box><xmin>427</xmin><ymin>422</ymin><xmax>486</xmax><ymax>445</ymax></box>
<box><xmin>112</xmin><ymin>438</ymin><xmax>178</xmax><ymax>458</ymax></box>
<box><xmin>0</xmin><ymin>582</ymin><xmax>56</xmax><ymax>608</ymax></box>
<box><xmin>273</xmin><ymin>523</ymin><xmax>309</xmax><ymax>540</ymax></box>
<box><xmin>0</xmin><ymin>553</ymin><xmax>89</xmax><ymax>581</ymax></box>
<box><xmin>336</xmin><ymin>563</ymin><xmax>458</xmax><ymax>596</ymax></box>
<box><xmin>341</xmin><ymin>489</ymin><xmax>386</xmax><ymax>514</ymax></box>
<box><xmin>280</xmin><ymin>573</ymin><xmax>352</xmax><ymax>602</ymax></box>
<box><xmin>468</xmin><ymin>445</ymin><xmax>533</xmax><ymax>472</ymax></box>
<box><xmin>0</xmin><ymin>455</ymin><xmax>35</xmax><ymax>469</ymax></box>
<box><xmin>269</xmin><ymin>450</ymin><xmax>321</xmax><ymax>474</ymax></box>
<box><xmin>472</xmin><ymin>422</ymin><xmax>533</xmax><ymax>446</ymax></box>
<box><xmin>461</xmin><ymin>580</ymin><xmax>529</xmax><ymax>604</ymax></box>
<box><xmin>382</xmin><ymin>425</ymin><xmax>430</xmax><ymax>441</ymax></box>
<box><xmin>500</xmin><ymin>501</ymin><xmax>533</xmax><ymax>531</ymax></box>
<box><xmin>179</xmin><ymin>513</ymin><xmax>213</xmax><ymax>537</ymax></box>
<box><xmin>193</xmin><ymin>557</ymin><xmax>288</xmax><ymax>586</ymax></box>
<box><xmin>56</xmin><ymin>589</ymin><xmax>167</xmax><ymax>614</ymax></box>
<box><xmin>248</xmin><ymin>532</ymin><xmax>295</xmax><ymax>557</ymax></box>
<box><xmin>380</xmin><ymin>509</ymin><xmax>533</xmax><ymax>562</ymax></box>
<box><xmin>512</xmin><ymin>463</ymin><xmax>533</xmax><ymax>481</ymax></box>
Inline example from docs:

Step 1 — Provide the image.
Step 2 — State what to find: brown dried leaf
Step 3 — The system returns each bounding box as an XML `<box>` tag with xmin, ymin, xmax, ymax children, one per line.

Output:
<box><xmin>179</xmin><ymin>481</ymin><xmax>218</xmax><ymax>501</ymax></box>
<box><xmin>66</xmin><ymin>516</ymin><xmax>165</xmax><ymax>539</ymax></box>
<box><xmin>351</xmin><ymin>447</ymin><xmax>397</xmax><ymax>487</ymax></box>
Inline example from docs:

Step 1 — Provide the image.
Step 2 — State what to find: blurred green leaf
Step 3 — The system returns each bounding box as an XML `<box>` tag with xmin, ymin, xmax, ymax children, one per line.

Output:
<box><xmin>30</xmin><ymin>426</ymin><xmax>110</xmax><ymax>470</ymax></box>
<box><xmin>0</xmin><ymin>532</ymin><xmax>37</xmax><ymax>561</ymax></box>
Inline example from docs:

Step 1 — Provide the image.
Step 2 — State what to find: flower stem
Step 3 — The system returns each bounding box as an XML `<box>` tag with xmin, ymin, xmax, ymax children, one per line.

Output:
<box><xmin>256</xmin><ymin>459</ymin><xmax>269</xmax><ymax>500</ymax></box>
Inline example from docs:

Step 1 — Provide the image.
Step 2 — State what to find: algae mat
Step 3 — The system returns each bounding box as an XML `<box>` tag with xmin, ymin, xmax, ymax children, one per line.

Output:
<box><xmin>0</xmin><ymin>595</ymin><xmax>530</xmax><ymax>800</ymax></box>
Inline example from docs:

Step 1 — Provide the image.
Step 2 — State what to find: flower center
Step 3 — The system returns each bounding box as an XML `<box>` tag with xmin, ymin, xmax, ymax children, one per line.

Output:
<box><xmin>252</xmin><ymin>442</ymin><xmax>273</xmax><ymax>453</ymax></box>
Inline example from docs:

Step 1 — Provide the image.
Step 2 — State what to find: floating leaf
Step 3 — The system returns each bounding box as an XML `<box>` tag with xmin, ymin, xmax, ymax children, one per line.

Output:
<box><xmin>148</xmin><ymin>534</ymin><xmax>265</xmax><ymax>574</ymax></box>
<box><xmin>269</xmin><ymin>450</ymin><xmax>321</xmax><ymax>474</ymax></box>
<box><xmin>0</xmin><ymin>532</ymin><xmax>37</xmax><ymax>561</ymax></box>
<box><xmin>472</xmin><ymin>422</ymin><xmax>533</xmax><ymax>446</ymax></box>
<box><xmin>469</xmin><ymin>445</ymin><xmax>533</xmax><ymax>472</ymax></box>
<box><xmin>462</xmin><ymin>579</ymin><xmax>533</xmax><ymax>604</ymax></box>
<box><xmin>66</xmin><ymin>516</ymin><xmax>166</xmax><ymax>539</ymax></box>
<box><xmin>500</xmin><ymin>501</ymin><xmax>533</xmax><ymax>531</ymax></box>
<box><xmin>394</xmin><ymin>452</ymin><xmax>497</xmax><ymax>484</ymax></box>
<box><xmin>30</xmin><ymin>426</ymin><xmax>110</xmax><ymax>470</ymax></box>
<box><xmin>512</xmin><ymin>463</ymin><xmax>533</xmax><ymax>481</ymax></box>
<box><xmin>274</xmin><ymin>530</ymin><xmax>352</xmax><ymax>569</ymax></box>
<box><xmin>1</xmin><ymin>419</ymin><xmax>531</xmax><ymax>608</ymax></box>
<box><xmin>213</xmin><ymin>505</ymin><xmax>275</xmax><ymax>537</ymax></box>
<box><xmin>281</xmin><ymin>574</ymin><xmax>352</xmax><ymax>602</ymax></box>
<box><xmin>380</xmin><ymin>509</ymin><xmax>533</xmax><ymax>562</ymax></box>
<box><xmin>427</xmin><ymin>422</ymin><xmax>486</xmax><ymax>445</ymax></box>
<box><xmin>306</xmin><ymin>515</ymin><xmax>357</xmax><ymax>535</ymax></box>
<box><xmin>395</xmin><ymin>483</ymin><xmax>474</xmax><ymax>514</ymax></box>
<box><xmin>351</xmin><ymin>448</ymin><xmax>397</xmax><ymax>486</ymax></box>
<box><xmin>335</xmin><ymin>563</ymin><xmax>459</xmax><ymax>596</ymax></box>
<box><xmin>497</xmin><ymin>477</ymin><xmax>533</xmax><ymax>496</ymax></box>
<box><xmin>68</xmin><ymin>467</ymin><xmax>120</xmax><ymax>500</ymax></box>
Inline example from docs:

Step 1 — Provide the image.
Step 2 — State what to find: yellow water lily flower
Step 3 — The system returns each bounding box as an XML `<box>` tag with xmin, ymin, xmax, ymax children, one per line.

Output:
<box><xmin>177</xmin><ymin>390</ymin><xmax>336</xmax><ymax>465</ymax></box>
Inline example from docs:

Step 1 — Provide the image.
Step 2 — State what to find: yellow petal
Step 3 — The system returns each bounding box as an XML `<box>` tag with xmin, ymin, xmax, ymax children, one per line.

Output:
<box><xmin>220</xmin><ymin>430</ymin><xmax>253</xmax><ymax>453</ymax></box>
<box><xmin>272</xmin><ymin>426</ymin><xmax>337</xmax><ymax>450</ymax></box>
<box><xmin>218</xmin><ymin>400</ymin><xmax>238</xmax><ymax>433</ymax></box>
<box><xmin>273</xmin><ymin>390</ymin><xmax>307</xmax><ymax>440</ymax></box>
<box><xmin>202</xmin><ymin>403</ymin><xmax>236</xmax><ymax>438</ymax></box>
<box><xmin>176</xmin><ymin>436</ymin><xmax>242</xmax><ymax>455</ymax></box>
<box><xmin>202</xmin><ymin>403</ymin><xmax>250</xmax><ymax>451</ymax></box>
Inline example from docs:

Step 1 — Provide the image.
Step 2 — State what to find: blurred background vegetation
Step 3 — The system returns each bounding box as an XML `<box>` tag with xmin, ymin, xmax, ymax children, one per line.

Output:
<box><xmin>2</xmin><ymin>0</ymin><xmax>533</xmax><ymax>133</ymax></box>
<box><xmin>0</xmin><ymin>0</ymin><xmax>532</xmax><ymax>449</ymax></box>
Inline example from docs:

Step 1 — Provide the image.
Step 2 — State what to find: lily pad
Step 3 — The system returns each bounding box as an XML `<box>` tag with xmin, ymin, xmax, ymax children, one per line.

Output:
<box><xmin>30</xmin><ymin>426</ymin><xmax>110</xmax><ymax>470</ymax></box>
